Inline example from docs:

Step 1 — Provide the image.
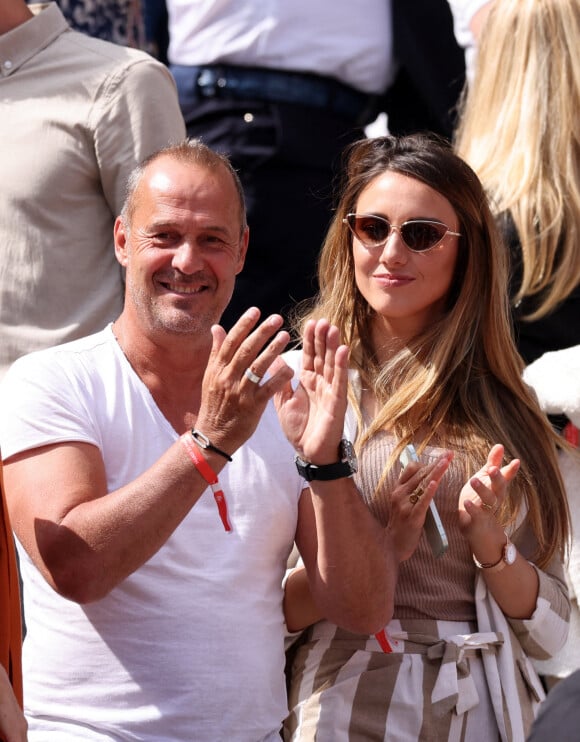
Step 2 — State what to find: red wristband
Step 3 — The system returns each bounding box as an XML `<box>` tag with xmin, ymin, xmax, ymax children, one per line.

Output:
<box><xmin>180</xmin><ymin>433</ymin><xmax>232</xmax><ymax>533</ymax></box>
<box><xmin>375</xmin><ymin>628</ymin><xmax>393</xmax><ymax>653</ymax></box>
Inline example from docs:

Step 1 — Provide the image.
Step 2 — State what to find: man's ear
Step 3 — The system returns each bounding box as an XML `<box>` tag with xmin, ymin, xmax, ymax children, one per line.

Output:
<box><xmin>235</xmin><ymin>226</ymin><xmax>250</xmax><ymax>275</ymax></box>
<box><xmin>114</xmin><ymin>216</ymin><xmax>129</xmax><ymax>267</ymax></box>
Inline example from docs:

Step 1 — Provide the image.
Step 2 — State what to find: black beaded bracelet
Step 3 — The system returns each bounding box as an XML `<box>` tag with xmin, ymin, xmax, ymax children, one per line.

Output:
<box><xmin>191</xmin><ymin>429</ymin><xmax>233</xmax><ymax>462</ymax></box>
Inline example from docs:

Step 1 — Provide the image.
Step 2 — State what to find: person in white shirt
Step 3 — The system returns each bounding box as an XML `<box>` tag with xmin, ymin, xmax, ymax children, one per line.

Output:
<box><xmin>0</xmin><ymin>138</ymin><xmax>398</xmax><ymax>740</ymax></box>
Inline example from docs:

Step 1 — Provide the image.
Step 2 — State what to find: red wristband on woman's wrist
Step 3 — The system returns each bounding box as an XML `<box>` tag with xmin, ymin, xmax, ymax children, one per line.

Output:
<box><xmin>180</xmin><ymin>433</ymin><xmax>232</xmax><ymax>533</ymax></box>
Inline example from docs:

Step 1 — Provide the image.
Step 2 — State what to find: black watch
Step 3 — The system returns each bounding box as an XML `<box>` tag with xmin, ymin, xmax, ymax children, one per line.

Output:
<box><xmin>295</xmin><ymin>439</ymin><xmax>358</xmax><ymax>482</ymax></box>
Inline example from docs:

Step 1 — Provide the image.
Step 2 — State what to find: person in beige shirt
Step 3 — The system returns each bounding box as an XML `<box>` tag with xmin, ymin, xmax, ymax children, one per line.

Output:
<box><xmin>0</xmin><ymin>0</ymin><xmax>185</xmax><ymax>378</ymax></box>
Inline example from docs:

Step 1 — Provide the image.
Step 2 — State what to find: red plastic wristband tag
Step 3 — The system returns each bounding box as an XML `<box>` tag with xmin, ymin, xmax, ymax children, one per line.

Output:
<box><xmin>375</xmin><ymin>628</ymin><xmax>393</xmax><ymax>653</ymax></box>
<box><xmin>180</xmin><ymin>434</ymin><xmax>232</xmax><ymax>533</ymax></box>
<box><xmin>564</xmin><ymin>421</ymin><xmax>579</xmax><ymax>447</ymax></box>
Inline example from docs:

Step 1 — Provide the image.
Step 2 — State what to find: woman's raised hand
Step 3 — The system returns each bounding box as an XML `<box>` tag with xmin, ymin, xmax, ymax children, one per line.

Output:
<box><xmin>273</xmin><ymin>318</ymin><xmax>349</xmax><ymax>462</ymax></box>
<box><xmin>458</xmin><ymin>443</ymin><xmax>520</xmax><ymax>536</ymax></box>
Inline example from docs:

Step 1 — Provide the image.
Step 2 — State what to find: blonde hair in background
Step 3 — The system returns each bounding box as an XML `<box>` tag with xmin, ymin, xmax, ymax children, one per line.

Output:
<box><xmin>295</xmin><ymin>134</ymin><xmax>570</xmax><ymax>569</ymax></box>
<box><xmin>455</xmin><ymin>0</ymin><xmax>580</xmax><ymax>320</ymax></box>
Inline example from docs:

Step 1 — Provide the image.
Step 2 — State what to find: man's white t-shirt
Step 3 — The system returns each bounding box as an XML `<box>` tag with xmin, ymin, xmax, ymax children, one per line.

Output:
<box><xmin>0</xmin><ymin>325</ymin><xmax>303</xmax><ymax>741</ymax></box>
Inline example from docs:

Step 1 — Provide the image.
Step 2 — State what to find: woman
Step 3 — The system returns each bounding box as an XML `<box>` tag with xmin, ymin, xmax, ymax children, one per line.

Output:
<box><xmin>455</xmin><ymin>0</ymin><xmax>580</xmax><ymax>685</ymax></box>
<box><xmin>454</xmin><ymin>0</ymin><xmax>580</xmax><ymax>366</ymax></box>
<box><xmin>281</xmin><ymin>134</ymin><xmax>570</xmax><ymax>741</ymax></box>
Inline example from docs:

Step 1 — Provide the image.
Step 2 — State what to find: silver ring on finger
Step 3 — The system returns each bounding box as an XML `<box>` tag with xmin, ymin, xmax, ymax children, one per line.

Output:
<box><xmin>244</xmin><ymin>367</ymin><xmax>262</xmax><ymax>384</ymax></box>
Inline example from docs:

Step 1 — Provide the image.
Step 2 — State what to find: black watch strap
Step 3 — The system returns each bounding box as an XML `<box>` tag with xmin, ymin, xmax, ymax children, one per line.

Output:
<box><xmin>295</xmin><ymin>439</ymin><xmax>357</xmax><ymax>482</ymax></box>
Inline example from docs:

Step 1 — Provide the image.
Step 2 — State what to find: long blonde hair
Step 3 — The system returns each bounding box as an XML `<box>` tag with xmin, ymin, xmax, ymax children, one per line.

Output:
<box><xmin>455</xmin><ymin>0</ymin><xmax>580</xmax><ymax>319</ymax></box>
<box><xmin>297</xmin><ymin>134</ymin><xmax>569</xmax><ymax>568</ymax></box>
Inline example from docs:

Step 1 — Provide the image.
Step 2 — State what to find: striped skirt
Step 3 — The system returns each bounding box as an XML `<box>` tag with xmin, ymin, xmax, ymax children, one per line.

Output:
<box><xmin>284</xmin><ymin>618</ymin><xmax>536</xmax><ymax>741</ymax></box>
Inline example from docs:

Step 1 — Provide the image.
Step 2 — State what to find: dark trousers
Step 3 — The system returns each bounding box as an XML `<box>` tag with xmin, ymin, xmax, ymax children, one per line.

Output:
<box><xmin>382</xmin><ymin>0</ymin><xmax>466</xmax><ymax>140</ymax></box>
<box><xmin>171</xmin><ymin>64</ymin><xmax>367</xmax><ymax>333</ymax></box>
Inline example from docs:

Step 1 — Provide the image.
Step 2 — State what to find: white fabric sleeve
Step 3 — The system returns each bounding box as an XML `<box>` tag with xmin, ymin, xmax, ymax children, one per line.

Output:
<box><xmin>523</xmin><ymin>346</ymin><xmax>580</xmax><ymax>427</ymax></box>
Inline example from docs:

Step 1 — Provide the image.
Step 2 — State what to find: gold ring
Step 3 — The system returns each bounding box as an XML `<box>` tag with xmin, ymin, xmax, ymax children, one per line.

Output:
<box><xmin>244</xmin><ymin>368</ymin><xmax>262</xmax><ymax>384</ymax></box>
<box><xmin>409</xmin><ymin>486</ymin><xmax>424</xmax><ymax>505</ymax></box>
<box><xmin>482</xmin><ymin>501</ymin><xmax>497</xmax><ymax>513</ymax></box>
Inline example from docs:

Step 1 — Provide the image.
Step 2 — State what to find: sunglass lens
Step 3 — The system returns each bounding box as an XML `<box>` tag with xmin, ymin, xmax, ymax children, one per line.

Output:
<box><xmin>401</xmin><ymin>222</ymin><xmax>447</xmax><ymax>252</ymax></box>
<box><xmin>352</xmin><ymin>216</ymin><xmax>390</xmax><ymax>246</ymax></box>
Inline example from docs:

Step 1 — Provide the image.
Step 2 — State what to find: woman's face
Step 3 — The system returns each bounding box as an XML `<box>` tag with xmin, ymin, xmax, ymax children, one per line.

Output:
<box><xmin>351</xmin><ymin>170</ymin><xmax>460</xmax><ymax>344</ymax></box>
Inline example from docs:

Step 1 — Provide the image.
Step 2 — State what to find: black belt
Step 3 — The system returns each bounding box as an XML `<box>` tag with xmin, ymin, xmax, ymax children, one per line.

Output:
<box><xmin>175</xmin><ymin>63</ymin><xmax>378</xmax><ymax>125</ymax></box>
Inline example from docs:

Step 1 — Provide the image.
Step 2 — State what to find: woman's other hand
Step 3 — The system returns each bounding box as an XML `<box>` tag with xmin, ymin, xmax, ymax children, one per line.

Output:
<box><xmin>458</xmin><ymin>443</ymin><xmax>520</xmax><ymax>539</ymax></box>
<box><xmin>389</xmin><ymin>451</ymin><xmax>453</xmax><ymax>560</ymax></box>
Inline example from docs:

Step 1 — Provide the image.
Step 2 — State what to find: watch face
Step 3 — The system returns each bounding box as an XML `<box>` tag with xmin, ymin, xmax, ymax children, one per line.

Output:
<box><xmin>505</xmin><ymin>541</ymin><xmax>517</xmax><ymax>565</ymax></box>
<box><xmin>340</xmin><ymin>439</ymin><xmax>358</xmax><ymax>473</ymax></box>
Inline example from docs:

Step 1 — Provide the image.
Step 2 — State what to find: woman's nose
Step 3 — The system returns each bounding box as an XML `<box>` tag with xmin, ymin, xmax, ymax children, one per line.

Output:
<box><xmin>379</xmin><ymin>226</ymin><xmax>408</xmax><ymax>262</ymax></box>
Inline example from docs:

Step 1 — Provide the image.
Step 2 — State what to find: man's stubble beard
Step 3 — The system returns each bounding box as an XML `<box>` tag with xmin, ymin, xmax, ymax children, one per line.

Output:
<box><xmin>128</xmin><ymin>281</ymin><xmax>224</xmax><ymax>337</ymax></box>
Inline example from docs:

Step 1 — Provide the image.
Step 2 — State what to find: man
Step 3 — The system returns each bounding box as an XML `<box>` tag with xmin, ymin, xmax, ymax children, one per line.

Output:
<box><xmin>0</xmin><ymin>140</ymin><xmax>395</xmax><ymax>740</ymax></box>
<box><xmin>0</xmin><ymin>0</ymin><xmax>185</xmax><ymax>379</ymax></box>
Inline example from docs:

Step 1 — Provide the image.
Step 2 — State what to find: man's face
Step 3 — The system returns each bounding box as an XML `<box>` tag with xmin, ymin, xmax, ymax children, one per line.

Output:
<box><xmin>114</xmin><ymin>156</ymin><xmax>248</xmax><ymax>337</ymax></box>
